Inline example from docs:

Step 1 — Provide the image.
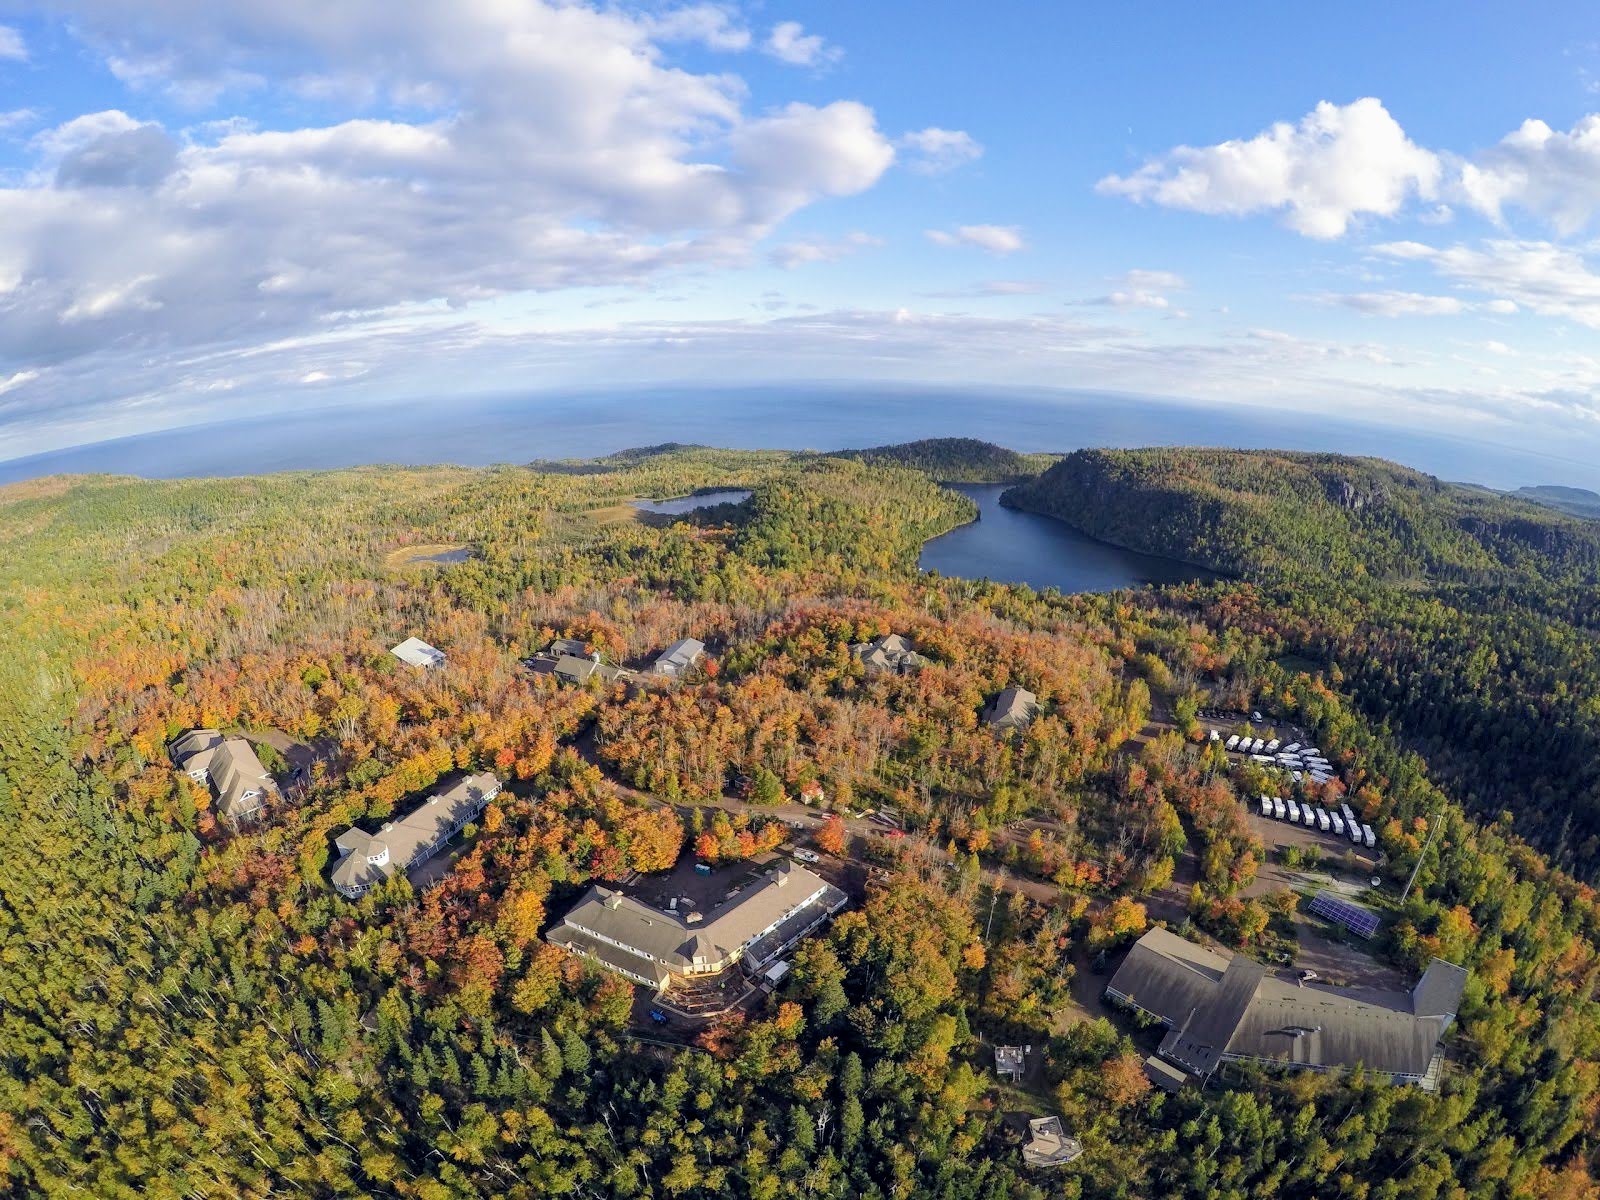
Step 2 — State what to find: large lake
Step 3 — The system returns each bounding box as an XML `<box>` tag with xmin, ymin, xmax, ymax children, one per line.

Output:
<box><xmin>920</xmin><ymin>483</ymin><xmax>1217</xmax><ymax>593</ymax></box>
<box><xmin>5</xmin><ymin>384</ymin><xmax>1599</xmax><ymax>491</ymax></box>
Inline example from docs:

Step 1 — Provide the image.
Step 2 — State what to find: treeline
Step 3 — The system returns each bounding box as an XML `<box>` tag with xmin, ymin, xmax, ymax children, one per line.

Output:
<box><xmin>831</xmin><ymin>437</ymin><xmax>1058</xmax><ymax>483</ymax></box>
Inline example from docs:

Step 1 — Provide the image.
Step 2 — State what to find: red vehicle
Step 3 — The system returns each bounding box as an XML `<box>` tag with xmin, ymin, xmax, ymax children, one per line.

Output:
<box><xmin>882</xmin><ymin>828</ymin><xmax>906</xmax><ymax>840</ymax></box>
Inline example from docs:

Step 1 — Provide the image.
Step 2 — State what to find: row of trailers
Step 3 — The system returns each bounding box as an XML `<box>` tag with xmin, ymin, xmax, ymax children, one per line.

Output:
<box><xmin>1219</xmin><ymin>731</ymin><xmax>1335</xmax><ymax>785</ymax></box>
<box><xmin>1259</xmin><ymin>795</ymin><xmax>1376</xmax><ymax>849</ymax></box>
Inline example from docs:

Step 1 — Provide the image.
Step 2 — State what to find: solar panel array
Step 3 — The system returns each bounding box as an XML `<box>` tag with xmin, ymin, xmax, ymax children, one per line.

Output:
<box><xmin>1308</xmin><ymin>891</ymin><xmax>1381</xmax><ymax>940</ymax></box>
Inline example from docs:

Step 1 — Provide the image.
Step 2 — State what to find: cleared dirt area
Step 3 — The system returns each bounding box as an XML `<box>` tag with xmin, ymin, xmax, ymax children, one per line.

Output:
<box><xmin>1288</xmin><ymin>912</ymin><xmax>1408</xmax><ymax>990</ymax></box>
<box><xmin>1244</xmin><ymin>809</ymin><xmax>1376</xmax><ymax>868</ymax></box>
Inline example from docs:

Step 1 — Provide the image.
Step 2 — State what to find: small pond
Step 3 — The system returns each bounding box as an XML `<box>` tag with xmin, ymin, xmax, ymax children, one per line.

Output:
<box><xmin>633</xmin><ymin>489</ymin><xmax>753</xmax><ymax>515</ymax></box>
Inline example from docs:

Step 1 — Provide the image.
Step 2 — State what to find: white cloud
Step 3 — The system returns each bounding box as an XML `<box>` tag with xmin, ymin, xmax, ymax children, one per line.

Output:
<box><xmin>763</xmin><ymin>21</ymin><xmax>840</xmax><ymax>68</ymax></box>
<box><xmin>899</xmin><ymin>127</ymin><xmax>983</xmax><ymax>175</ymax></box>
<box><xmin>1079</xmin><ymin>269</ymin><xmax>1186</xmax><ymax>311</ymax></box>
<box><xmin>0</xmin><ymin>108</ymin><xmax>37</xmax><ymax>133</ymax></box>
<box><xmin>1098</xmin><ymin>98</ymin><xmax>1440</xmax><ymax>238</ymax></box>
<box><xmin>1121</xmin><ymin>268</ymin><xmax>1185</xmax><ymax>291</ymax></box>
<box><xmin>926</xmin><ymin>224</ymin><xmax>1025</xmax><ymax>254</ymax></box>
<box><xmin>1484</xmin><ymin>340</ymin><xmax>1515</xmax><ymax>356</ymax></box>
<box><xmin>1461</xmin><ymin>114</ymin><xmax>1600</xmax><ymax>234</ymax></box>
<box><xmin>0</xmin><ymin>25</ymin><xmax>26</xmax><ymax>61</ymax></box>
<box><xmin>644</xmin><ymin>5</ymin><xmax>751</xmax><ymax>51</ymax></box>
<box><xmin>923</xmin><ymin>280</ymin><xmax>1046</xmax><ymax>298</ymax></box>
<box><xmin>769</xmin><ymin>231</ymin><xmax>881</xmax><ymax>269</ymax></box>
<box><xmin>1374</xmin><ymin>239</ymin><xmax>1600</xmax><ymax>328</ymax></box>
<box><xmin>0</xmin><ymin>369</ymin><xmax>38</xmax><ymax>395</ymax></box>
<box><xmin>1371</xmin><ymin>240</ymin><xmax>1437</xmax><ymax>260</ymax></box>
<box><xmin>0</xmin><ymin>2</ymin><xmax>898</xmax><ymax>412</ymax></box>
<box><xmin>1319</xmin><ymin>290</ymin><xmax>1465</xmax><ymax>317</ymax></box>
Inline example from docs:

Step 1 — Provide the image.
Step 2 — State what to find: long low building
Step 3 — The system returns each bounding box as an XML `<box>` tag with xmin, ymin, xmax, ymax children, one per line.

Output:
<box><xmin>171</xmin><ymin>729</ymin><xmax>276</xmax><ymax>828</ymax></box>
<box><xmin>330</xmin><ymin>773</ymin><xmax>501</xmax><ymax>898</ymax></box>
<box><xmin>547</xmin><ymin>859</ymin><xmax>849</xmax><ymax>990</ymax></box>
<box><xmin>1105</xmin><ymin>927</ymin><xmax>1466</xmax><ymax>1089</ymax></box>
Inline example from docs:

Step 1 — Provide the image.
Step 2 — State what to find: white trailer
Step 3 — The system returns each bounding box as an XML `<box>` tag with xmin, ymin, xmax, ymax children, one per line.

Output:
<box><xmin>1330</xmin><ymin>814</ymin><xmax>1345</xmax><ymax>836</ymax></box>
<box><xmin>1340</xmin><ymin>803</ymin><xmax>1357</xmax><ymax>827</ymax></box>
<box><xmin>1259</xmin><ymin>796</ymin><xmax>1273</xmax><ymax>817</ymax></box>
<box><xmin>1304</xmin><ymin>806</ymin><xmax>1318</xmax><ymax>828</ymax></box>
<box><xmin>1348</xmin><ymin>821</ymin><xmax>1364</xmax><ymax>845</ymax></box>
<box><xmin>1226</xmin><ymin>735</ymin><xmax>1241</xmax><ymax>751</ymax></box>
<box><xmin>1265</xmin><ymin>739</ymin><xmax>1281</xmax><ymax>753</ymax></box>
<box><xmin>1283</xmin><ymin>743</ymin><xmax>1301</xmax><ymax>754</ymax></box>
<box><xmin>1209</xmin><ymin>729</ymin><xmax>1220</xmax><ymax>741</ymax></box>
<box><xmin>1252</xmin><ymin>738</ymin><xmax>1267</xmax><ymax>754</ymax></box>
<box><xmin>1287</xmin><ymin>800</ymin><xmax>1301</xmax><ymax>823</ymax></box>
<box><xmin>1316</xmin><ymin>809</ymin><xmax>1331</xmax><ymax>832</ymax></box>
<box><xmin>1362</xmin><ymin>824</ymin><xmax>1376</xmax><ymax>849</ymax></box>
<box><xmin>1273</xmin><ymin>797</ymin><xmax>1287</xmax><ymax>820</ymax></box>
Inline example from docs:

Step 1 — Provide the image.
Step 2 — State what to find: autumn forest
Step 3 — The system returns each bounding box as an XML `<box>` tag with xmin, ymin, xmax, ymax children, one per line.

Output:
<box><xmin>2</xmin><ymin>442</ymin><xmax>1600</xmax><ymax>1200</ymax></box>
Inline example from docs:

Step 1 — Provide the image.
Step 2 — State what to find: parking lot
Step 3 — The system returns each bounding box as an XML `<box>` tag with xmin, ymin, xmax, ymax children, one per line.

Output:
<box><xmin>621</xmin><ymin>853</ymin><xmax>776</xmax><ymax>917</ymax></box>
<box><xmin>1244</xmin><ymin>808</ymin><xmax>1368</xmax><ymax>861</ymax></box>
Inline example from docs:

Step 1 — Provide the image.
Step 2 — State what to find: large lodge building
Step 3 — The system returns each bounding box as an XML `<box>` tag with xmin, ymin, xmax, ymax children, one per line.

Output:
<box><xmin>547</xmin><ymin>859</ymin><xmax>848</xmax><ymax>991</ymax></box>
<box><xmin>1107</xmin><ymin>927</ymin><xmax>1467</xmax><ymax>1090</ymax></box>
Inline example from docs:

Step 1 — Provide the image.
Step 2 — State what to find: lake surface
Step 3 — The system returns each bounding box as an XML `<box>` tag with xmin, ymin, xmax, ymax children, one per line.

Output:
<box><xmin>633</xmin><ymin>489</ymin><xmax>752</xmax><ymax>515</ymax></box>
<box><xmin>4</xmin><ymin>383</ymin><xmax>1598</xmax><ymax>491</ymax></box>
<box><xmin>920</xmin><ymin>483</ymin><xmax>1218</xmax><ymax>593</ymax></box>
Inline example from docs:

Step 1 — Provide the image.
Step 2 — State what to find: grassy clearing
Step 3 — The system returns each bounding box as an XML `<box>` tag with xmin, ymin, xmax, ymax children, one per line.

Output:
<box><xmin>382</xmin><ymin>542</ymin><xmax>471</xmax><ymax>569</ymax></box>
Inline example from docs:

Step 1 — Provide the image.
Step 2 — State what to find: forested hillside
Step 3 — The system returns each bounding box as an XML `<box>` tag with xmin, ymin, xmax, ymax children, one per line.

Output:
<box><xmin>1006</xmin><ymin>448</ymin><xmax>1600</xmax><ymax>584</ymax></box>
<box><xmin>1515</xmin><ymin>485</ymin><xmax>1600</xmax><ymax>521</ymax></box>
<box><xmin>2</xmin><ymin>444</ymin><xmax>1600</xmax><ymax>1198</ymax></box>
<box><xmin>831</xmin><ymin>438</ymin><xmax>1059</xmax><ymax>482</ymax></box>
<box><xmin>1007</xmin><ymin>447</ymin><xmax>1600</xmax><ymax>872</ymax></box>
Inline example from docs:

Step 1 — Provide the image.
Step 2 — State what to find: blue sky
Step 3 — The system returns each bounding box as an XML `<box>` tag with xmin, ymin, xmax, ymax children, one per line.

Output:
<box><xmin>4</xmin><ymin>1</ymin><xmax>1600</xmax><ymax>462</ymax></box>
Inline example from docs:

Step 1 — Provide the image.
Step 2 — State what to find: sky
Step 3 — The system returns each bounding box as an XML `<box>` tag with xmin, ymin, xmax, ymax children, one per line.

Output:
<box><xmin>5</xmin><ymin>2</ymin><xmax>1600</xmax><ymax>463</ymax></box>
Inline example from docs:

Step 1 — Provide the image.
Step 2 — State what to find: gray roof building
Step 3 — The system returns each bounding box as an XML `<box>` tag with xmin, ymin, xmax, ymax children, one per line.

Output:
<box><xmin>525</xmin><ymin>643</ymin><xmax>635</xmax><ymax>687</ymax></box>
<box><xmin>1105</xmin><ymin>927</ymin><xmax>1464</xmax><ymax>1088</ymax></box>
<box><xmin>171</xmin><ymin>729</ymin><xmax>275</xmax><ymax>827</ymax></box>
<box><xmin>391</xmin><ymin>637</ymin><xmax>446</xmax><ymax>669</ymax></box>
<box><xmin>1021</xmin><ymin>1117</ymin><xmax>1082</xmax><ymax>1169</ymax></box>
<box><xmin>650</xmin><ymin>638</ymin><xmax>705</xmax><ymax>679</ymax></box>
<box><xmin>330</xmin><ymin>773</ymin><xmax>501</xmax><ymax>898</ymax></box>
<box><xmin>984</xmin><ymin>686</ymin><xmax>1038</xmax><ymax>730</ymax></box>
<box><xmin>553</xmin><ymin>654</ymin><xmax>633</xmax><ymax>687</ymax></box>
<box><xmin>849</xmin><ymin>633</ymin><xmax>931</xmax><ymax>675</ymax></box>
<box><xmin>547</xmin><ymin>859</ymin><xmax>848</xmax><ymax>990</ymax></box>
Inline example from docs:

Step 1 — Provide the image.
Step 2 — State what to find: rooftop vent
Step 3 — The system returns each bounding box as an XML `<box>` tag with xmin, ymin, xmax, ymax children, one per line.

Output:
<box><xmin>603</xmin><ymin>892</ymin><xmax>622</xmax><ymax>910</ymax></box>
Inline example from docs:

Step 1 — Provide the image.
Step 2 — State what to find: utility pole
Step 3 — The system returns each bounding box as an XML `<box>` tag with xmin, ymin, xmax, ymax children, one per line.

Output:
<box><xmin>985</xmin><ymin>869</ymin><xmax>1006</xmax><ymax>943</ymax></box>
<box><xmin>1401</xmin><ymin>808</ymin><xmax>1443</xmax><ymax>904</ymax></box>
